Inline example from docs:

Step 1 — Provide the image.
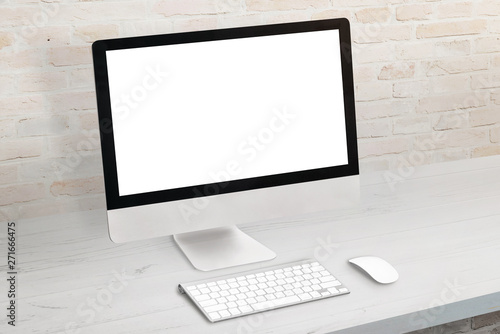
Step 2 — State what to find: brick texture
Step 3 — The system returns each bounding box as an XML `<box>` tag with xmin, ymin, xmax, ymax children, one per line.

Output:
<box><xmin>416</xmin><ymin>20</ymin><xmax>487</xmax><ymax>38</ymax></box>
<box><xmin>0</xmin><ymin>0</ymin><xmax>498</xmax><ymax>229</ymax></box>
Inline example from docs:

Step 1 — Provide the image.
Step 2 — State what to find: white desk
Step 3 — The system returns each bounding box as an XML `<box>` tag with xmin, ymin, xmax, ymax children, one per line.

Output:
<box><xmin>2</xmin><ymin>156</ymin><xmax>500</xmax><ymax>334</ymax></box>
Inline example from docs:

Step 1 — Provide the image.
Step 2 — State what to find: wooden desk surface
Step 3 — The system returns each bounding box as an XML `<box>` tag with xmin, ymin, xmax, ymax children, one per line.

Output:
<box><xmin>1</xmin><ymin>155</ymin><xmax>500</xmax><ymax>334</ymax></box>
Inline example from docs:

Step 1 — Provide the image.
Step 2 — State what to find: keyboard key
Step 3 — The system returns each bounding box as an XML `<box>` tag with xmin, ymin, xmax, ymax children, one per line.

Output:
<box><xmin>321</xmin><ymin>281</ymin><xmax>341</xmax><ymax>289</ymax></box>
<box><xmin>236</xmin><ymin>300</ymin><xmax>248</xmax><ymax>306</ymax></box>
<box><xmin>246</xmin><ymin>291</ymin><xmax>256</xmax><ymax>298</ymax></box>
<box><xmin>239</xmin><ymin>305</ymin><xmax>253</xmax><ymax>313</ymax></box>
<box><xmin>256</xmin><ymin>296</ymin><xmax>266</xmax><ymax>302</ymax></box>
<box><xmin>299</xmin><ymin>293</ymin><xmax>312</xmax><ymax>301</ymax></box>
<box><xmin>320</xmin><ymin>276</ymin><xmax>335</xmax><ymax>283</ymax></box>
<box><xmin>199</xmin><ymin>299</ymin><xmax>217</xmax><ymax>307</ymax></box>
<box><xmin>217</xmin><ymin>297</ymin><xmax>228</xmax><ymax>304</ymax></box>
<box><xmin>205</xmin><ymin>303</ymin><xmax>227</xmax><ymax>313</ymax></box>
<box><xmin>264</xmin><ymin>288</ymin><xmax>276</xmax><ymax>293</ymax></box>
<box><xmin>265</xmin><ymin>294</ymin><xmax>276</xmax><ymax>300</ymax></box>
<box><xmin>247</xmin><ymin>297</ymin><xmax>257</xmax><ymax>304</ymax></box>
<box><xmin>252</xmin><ymin>295</ymin><xmax>300</xmax><ymax>311</ymax></box>
<box><xmin>219</xmin><ymin>310</ymin><xmax>231</xmax><ymax>318</ymax></box>
<box><xmin>195</xmin><ymin>294</ymin><xmax>210</xmax><ymax>302</ymax></box>
<box><xmin>328</xmin><ymin>288</ymin><xmax>339</xmax><ymax>294</ymax></box>
<box><xmin>226</xmin><ymin>301</ymin><xmax>237</xmax><ymax>308</ymax></box>
<box><xmin>208</xmin><ymin>312</ymin><xmax>220</xmax><ymax>320</ymax></box>
<box><xmin>229</xmin><ymin>308</ymin><xmax>241</xmax><ymax>316</ymax></box>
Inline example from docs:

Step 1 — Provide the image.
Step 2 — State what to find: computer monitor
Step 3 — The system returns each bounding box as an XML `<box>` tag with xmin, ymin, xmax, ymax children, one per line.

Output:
<box><xmin>92</xmin><ymin>18</ymin><xmax>359</xmax><ymax>271</ymax></box>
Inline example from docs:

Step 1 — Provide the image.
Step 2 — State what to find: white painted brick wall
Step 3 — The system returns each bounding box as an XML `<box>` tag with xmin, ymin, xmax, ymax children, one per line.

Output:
<box><xmin>0</xmin><ymin>0</ymin><xmax>499</xmax><ymax>220</ymax></box>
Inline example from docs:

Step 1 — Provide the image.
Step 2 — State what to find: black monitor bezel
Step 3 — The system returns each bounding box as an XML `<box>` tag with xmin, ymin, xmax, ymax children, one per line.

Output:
<box><xmin>92</xmin><ymin>18</ymin><xmax>359</xmax><ymax>210</ymax></box>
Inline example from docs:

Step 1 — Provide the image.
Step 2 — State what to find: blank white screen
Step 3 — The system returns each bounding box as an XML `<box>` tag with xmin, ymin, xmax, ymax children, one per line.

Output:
<box><xmin>106</xmin><ymin>30</ymin><xmax>348</xmax><ymax>196</ymax></box>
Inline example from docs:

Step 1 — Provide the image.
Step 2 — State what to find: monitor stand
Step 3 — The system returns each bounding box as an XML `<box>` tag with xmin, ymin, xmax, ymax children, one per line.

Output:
<box><xmin>173</xmin><ymin>226</ymin><xmax>276</xmax><ymax>271</ymax></box>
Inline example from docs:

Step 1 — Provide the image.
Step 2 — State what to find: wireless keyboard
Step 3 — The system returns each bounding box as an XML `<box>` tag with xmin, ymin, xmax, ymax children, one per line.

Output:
<box><xmin>178</xmin><ymin>259</ymin><xmax>349</xmax><ymax>322</ymax></box>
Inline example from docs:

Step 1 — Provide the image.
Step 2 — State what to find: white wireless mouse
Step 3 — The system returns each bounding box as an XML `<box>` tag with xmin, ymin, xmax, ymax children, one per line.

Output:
<box><xmin>348</xmin><ymin>256</ymin><xmax>399</xmax><ymax>284</ymax></box>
